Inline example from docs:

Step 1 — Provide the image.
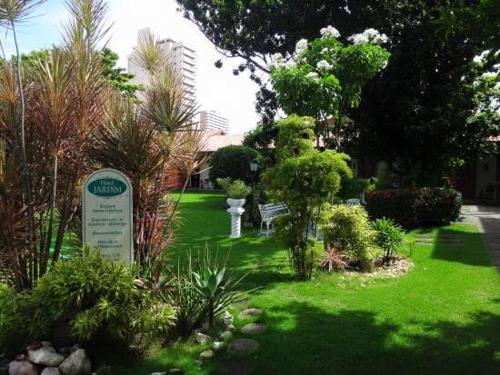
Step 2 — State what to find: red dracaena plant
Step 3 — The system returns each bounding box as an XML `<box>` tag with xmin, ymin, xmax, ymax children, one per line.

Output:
<box><xmin>0</xmin><ymin>0</ymin><xmax>109</xmax><ymax>289</ymax></box>
<box><xmin>90</xmin><ymin>33</ymin><xmax>205</xmax><ymax>281</ymax></box>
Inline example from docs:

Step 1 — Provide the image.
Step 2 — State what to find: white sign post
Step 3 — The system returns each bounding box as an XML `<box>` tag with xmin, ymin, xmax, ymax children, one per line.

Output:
<box><xmin>83</xmin><ymin>168</ymin><xmax>133</xmax><ymax>262</ymax></box>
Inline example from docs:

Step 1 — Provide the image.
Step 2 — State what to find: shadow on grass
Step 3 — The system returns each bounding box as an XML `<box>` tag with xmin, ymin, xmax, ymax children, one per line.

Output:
<box><xmin>431</xmin><ymin>227</ymin><xmax>494</xmax><ymax>267</ymax></box>
<box><xmin>222</xmin><ymin>301</ymin><xmax>500</xmax><ymax>375</ymax></box>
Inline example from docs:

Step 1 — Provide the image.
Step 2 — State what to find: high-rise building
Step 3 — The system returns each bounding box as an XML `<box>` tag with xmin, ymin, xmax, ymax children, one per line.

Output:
<box><xmin>128</xmin><ymin>28</ymin><xmax>197</xmax><ymax>105</ymax></box>
<box><xmin>199</xmin><ymin>110</ymin><xmax>230</xmax><ymax>134</ymax></box>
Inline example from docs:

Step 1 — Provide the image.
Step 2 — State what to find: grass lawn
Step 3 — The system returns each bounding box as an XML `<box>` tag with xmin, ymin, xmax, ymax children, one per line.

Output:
<box><xmin>115</xmin><ymin>191</ymin><xmax>500</xmax><ymax>375</ymax></box>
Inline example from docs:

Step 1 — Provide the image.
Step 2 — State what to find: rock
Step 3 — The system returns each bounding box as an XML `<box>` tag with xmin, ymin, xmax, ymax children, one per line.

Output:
<box><xmin>241</xmin><ymin>323</ymin><xmax>267</xmax><ymax>335</ymax></box>
<box><xmin>70</xmin><ymin>345</ymin><xmax>80</xmax><ymax>354</ymax></box>
<box><xmin>59</xmin><ymin>349</ymin><xmax>91</xmax><ymax>375</ymax></box>
<box><xmin>199</xmin><ymin>350</ymin><xmax>214</xmax><ymax>360</ymax></box>
<box><xmin>8</xmin><ymin>361</ymin><xmax>37</xmax><ymax>375</ymax></box>
<box><xmin>59</xmin><ymin>348</ymin><xmax>72</xmax><ymax>358</ymax></box>
<box><xmin>42</xmin><ymin>368</ymin><xmax>61</xmax><ymax>375</ymax></box>
<box><xmin>220</xmin><ymin>331</ymin><xmax>233</xmax><ymax>341</ymax></box>
<box><xmin>212</xmin><ymin>341</ymin><xmax>224</xmax><ymax>351</ymax></box>
<box><xmin>238</xmin><ymin>308</ymin><xmax>262</xmax><ymax>319</ymax></box>
<box><xmin>228</xmin><ymin>339</ymin><xmax>259</xmax><ymax>355</ymax></box>
<box><xmin>226</xmin><ymin>324</ymin><xmax>236</xmax><ymax>331</ymax></box>
<box><xmin>150</xmin><ymin>372</ymin><xmax>167</xmax><ymax>375</ymax></box>
<box><xmin>167</xmin><ymin>369</ymin><xmax>183</xmax><ymax>375</ymax></box>
<box><xmin>195</xmin><ymin>332</ymin><xmax>210</xmax><ymax>344</ymax></box>
<box><xmin>223</xmin><ymin>311</ymin><xmax>234</xmax><ymax>325</ymax></box>
<box><xmin>28</xmin><ymin>346</ymin><xmax>65</xmax><ymax>367</ymax></box>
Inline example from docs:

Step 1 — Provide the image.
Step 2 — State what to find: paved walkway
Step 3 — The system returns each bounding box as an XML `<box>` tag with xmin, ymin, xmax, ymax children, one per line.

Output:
<box><xmin>460</xmin><ymin>205</ymin><xmax>500</xmax><ymax>272</ymax></box>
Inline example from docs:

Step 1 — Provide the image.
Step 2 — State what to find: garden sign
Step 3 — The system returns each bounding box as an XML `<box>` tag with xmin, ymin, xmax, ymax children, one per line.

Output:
<box><xmin>83</xmin><ymin>168</ymin><xmax>133</xmax><ymax>262</ymax></box>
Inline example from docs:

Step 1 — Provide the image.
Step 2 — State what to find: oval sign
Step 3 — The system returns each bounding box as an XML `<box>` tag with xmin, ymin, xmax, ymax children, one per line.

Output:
<box><xmin>87</xmin><ymin>178</ymin><xmax>127</xmax><ymax>197</ymax></box>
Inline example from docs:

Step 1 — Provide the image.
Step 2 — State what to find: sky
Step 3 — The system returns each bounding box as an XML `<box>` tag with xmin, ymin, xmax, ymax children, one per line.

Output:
<box><xmin>4</xmin><ymin>0</ymin><xmax>261</xmax><ymax>134</ymax></box>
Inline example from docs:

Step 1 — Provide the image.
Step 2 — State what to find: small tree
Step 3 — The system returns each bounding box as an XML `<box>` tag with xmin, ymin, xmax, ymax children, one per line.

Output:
<box><xmin>269</xmin><ymin>26</ymin><xmax>390</xmax><ymax>149</ymax></box>
<box><xmin>265</xmin><ymin>115</ymin><xmax>351</xmax><ymax>279</ymax></box>
<box><xmin>209</xmin><ymin>145</ymin><xmax>261</xmax><ymax>185</ymax></box>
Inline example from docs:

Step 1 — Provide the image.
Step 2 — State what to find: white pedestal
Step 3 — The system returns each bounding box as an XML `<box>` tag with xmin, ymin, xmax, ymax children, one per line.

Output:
<box><xmin>227</xmin><ymin>207</ymin><xmax>245</xmax><ymax>239</ymax></box>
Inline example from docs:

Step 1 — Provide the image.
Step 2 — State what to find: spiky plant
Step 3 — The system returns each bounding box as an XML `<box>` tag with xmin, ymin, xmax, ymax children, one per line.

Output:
<box><xmin>321</xmin><ymin>246</ymin><xmax>349</xmax><ymax>272</ymax></box>
<box><xmin>0</xmin><ymin>0</ymin><xmax>110</xmax><ymax>289</ymax></box>
<box><xmin>88</xmin><ymin>32</ymin><xmax>205</xmax><ymax>281</ymax></box>
<box><xmin>0</xmin><ymin>0</ymin><xmax>46</xmax><ymax>287</ymax></box>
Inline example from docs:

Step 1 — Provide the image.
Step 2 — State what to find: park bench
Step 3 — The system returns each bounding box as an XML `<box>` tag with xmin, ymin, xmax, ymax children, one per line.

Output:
<box><xmin>258</xmin><ymin>203</ymin><xmax>290</xmax><ymax>236</ymax></box>
<box><xmin>346</xmin><ymin>198</ymin><xmax>361</xmax><ymax>206</ymax></box>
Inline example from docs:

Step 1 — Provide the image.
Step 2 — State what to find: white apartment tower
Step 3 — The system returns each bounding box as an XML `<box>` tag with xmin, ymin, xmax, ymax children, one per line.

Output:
<box><xmin>128</xmin><ymin>28</ymin><xmax>197</xmax><ymax>105</ymax></box>
<box><xmin>199</xmin><ymin>111</ymin><xmax>230</xmax><ymax>134</ymax></box>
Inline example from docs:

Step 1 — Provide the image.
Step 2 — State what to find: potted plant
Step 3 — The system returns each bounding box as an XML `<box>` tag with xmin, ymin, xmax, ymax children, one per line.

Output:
<box><xmin>217</xmin><ymin>178</ymin><xmax>251</xmax><ymax>208</ymax></box>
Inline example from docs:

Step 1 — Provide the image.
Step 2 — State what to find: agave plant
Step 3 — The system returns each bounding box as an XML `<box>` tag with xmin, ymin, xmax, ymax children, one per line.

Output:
<box><xmin>192</xmin><ymin>250</ymin><xmax>248</xmax><ymax>328</ymax></box>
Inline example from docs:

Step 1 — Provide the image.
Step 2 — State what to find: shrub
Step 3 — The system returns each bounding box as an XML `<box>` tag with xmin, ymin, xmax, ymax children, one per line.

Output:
<box><xmin>365</xmin><ymin>188</ymin><xmax>463</xmax><ymax>228</ymax></box>
<box><xmin>216</xmin><ymin>178</ymin><xmax>251</xmax><ymax>199</ymax></box>
<box><xmin>266</xmin><ymin>116</ymin><xmax>352</xmax><ymax>279</ymax></box>
<box><xmin>0</xmin><ymin>284</ymin><xmax>29</xmax><ymax>357</ymax></box>
<box><xmin>320</xmin><ymin>205</ymin><xmax>381</xmax><ymax>269</ymax></box>
<box><xmin>1</xmin><ymin>249</ymin><xmax>175</xmax><ymax>351</ymax></box>
<box><xmin>210</xmin><ymin>145</ymin><xmax>261</xmax><ymax>185</ymax></box>
<box><xmin>371</xmin><ymin>218</ymin><xmax>405</xmax><ymax>264</ymax></box>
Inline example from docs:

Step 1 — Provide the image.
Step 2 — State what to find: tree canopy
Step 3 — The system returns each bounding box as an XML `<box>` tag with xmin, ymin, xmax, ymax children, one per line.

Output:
<box><xmin>178</xmin><ymin>0</ymin><xmax>499</xmax><ymax>186</ymax></box>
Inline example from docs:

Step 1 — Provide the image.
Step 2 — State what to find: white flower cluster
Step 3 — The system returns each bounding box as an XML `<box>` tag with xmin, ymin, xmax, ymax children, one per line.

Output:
<box><xmin>268</xmin><ymin>53</ymin><xmax>285</xmax><ymax>69</ymax></box>
<box><xmin>473</xmin><ymin>50</ymin><xmax>491</xmax><ymax>65</ymax></box>
<box><xmin>305</xmin><ymin>72</ymin><xmax>319</xmax><ymax>80</ymax></box>
<box><xmin>316</xmin><ymin>60</ymin><xmax>333</xmax><ymax>71</ymax></box>
<box><xmin>320</xmin><ymin>25</ymin><xmax>340</xmax><ymax>39</ymax></box>
<box><xmin>348</xmin><ymin>28</ymin><xmax>389</xmax><ymax>45</ymax></box>
<box><xmin>268</xmin><ymin>52</ymin><xmax>299</xmax><ymax>69</ymax></box>
<box><xmin>295</xmin><ymin>38</ymin><xmax>309</xmax><ymax>55</ymax></box>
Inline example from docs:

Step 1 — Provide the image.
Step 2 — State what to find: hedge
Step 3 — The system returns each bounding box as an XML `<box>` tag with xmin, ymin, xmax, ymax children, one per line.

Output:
<box><xmin>365</xmin><ymin>188</ymin><xmax>462</xmax><ymax>228</ymax></box>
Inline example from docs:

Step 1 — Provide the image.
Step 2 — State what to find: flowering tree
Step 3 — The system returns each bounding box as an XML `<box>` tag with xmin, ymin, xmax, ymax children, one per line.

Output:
<box><xmin>269</xmin><ymin>26</ymin><xmax>390</xmax><ymax>149</ymax></box>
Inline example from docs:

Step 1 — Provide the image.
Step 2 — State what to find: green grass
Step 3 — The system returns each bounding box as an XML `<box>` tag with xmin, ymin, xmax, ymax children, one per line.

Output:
<box><xmin>116</xmin><ymin>191</ymin><xmax>500</xmax><ymax>375</ymax></box>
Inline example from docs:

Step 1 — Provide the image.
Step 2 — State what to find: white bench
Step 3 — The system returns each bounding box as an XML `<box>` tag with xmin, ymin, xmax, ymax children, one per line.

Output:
<box><xmin>346</xmin><ymin>198</ymin><xmax>361</xmax><ymax>207</ymax></box>
<box><xmin>258</xmin><ymin>203</ymin><xmax>290</xmax><ymax>236</ymax></box>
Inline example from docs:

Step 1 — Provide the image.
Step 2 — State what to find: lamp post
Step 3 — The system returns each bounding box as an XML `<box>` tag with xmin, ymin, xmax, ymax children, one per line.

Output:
<box><xmin>249</xmin><ymin>158</ymin><xmax>258</xmax><ymax>188</ymax></box>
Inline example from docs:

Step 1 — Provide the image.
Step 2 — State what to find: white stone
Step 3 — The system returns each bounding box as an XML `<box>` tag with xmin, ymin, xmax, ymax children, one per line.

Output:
<box><xmin>28</xmin><ymin>346</ymin><xmax>65</xmax><ymax>367</ymax></box>
<box><xmin>199</xmin><ymin>350</ymin><xmax>214</xmax><ymax>360</ymax></box>
<box><xmin>212</xmin><ymin>341</ymin><xmax>224</xmax><ymax>351</ymax></box>
<box><xmin>42</xmin><ymin>368</ymin><xmax>61</xmax><ymax>375</ymax></box>
<box><xmin>59</xmin><ymin>349</ymin><xmax>91</xmax><ymax>375</ymax></box>
<box><xmin>8</xmin><ymin>361</ymin><xmax>37</xmax><ymax>375</ymax></box>
<box><xmin>195</xmin><ymin>332</ymin><xmax>210</xmax><ymax>344</ymax></box>
<box><xmin>220</xmin><ymin>331</ymin><xmax>233</xmax><ymax>341</ymax></box>
<box><xmin>239</xmin><ymin>308</ymin><xmax>263</xmax><ymax>319</ymax></box>
<box><xmin>241</xmin><ymin>322</ymin><xmax>267</xmax><ymax>335</ymax></box>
